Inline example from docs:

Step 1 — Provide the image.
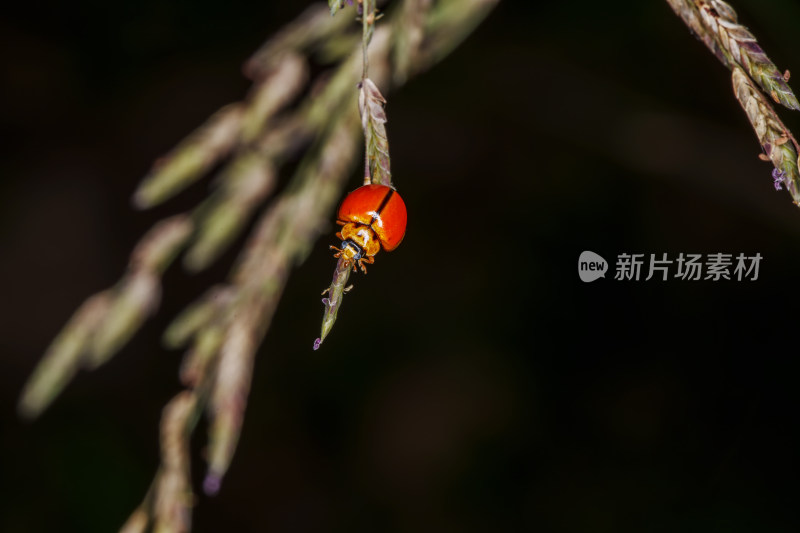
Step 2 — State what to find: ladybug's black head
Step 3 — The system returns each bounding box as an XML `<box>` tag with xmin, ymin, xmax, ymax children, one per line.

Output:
<box><xmin>341</xmin><ymin>239</ymin><xmax>363</xmax><ymax>261</ymax></box>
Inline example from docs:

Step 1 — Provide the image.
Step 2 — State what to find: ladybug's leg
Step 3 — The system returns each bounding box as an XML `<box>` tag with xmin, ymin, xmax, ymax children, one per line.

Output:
<box><xmin>357</xmin><ymin>255</ymin><xmax>375</xmax><ymax>274</ymax></box>
<box><xmin>330</xmin><ymin>245</ymin><xmax>344</xmax><ymax>258</ymax></box>
<box><xmin>336</xmin><ymin>220</ymin><xmax>346</xmax><ymax>226</ymax></box>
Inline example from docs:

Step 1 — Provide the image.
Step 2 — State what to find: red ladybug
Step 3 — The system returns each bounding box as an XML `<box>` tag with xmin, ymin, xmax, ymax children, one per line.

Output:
<box><xmin>332</xmin><ymin>184</ymin><xmax>407</xmax><ymax>273</ymax></box>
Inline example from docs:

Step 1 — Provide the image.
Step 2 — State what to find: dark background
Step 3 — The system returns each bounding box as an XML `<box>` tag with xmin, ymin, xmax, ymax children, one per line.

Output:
<box><xmin>3</xmin><ymin>0</ymin><xmax>800</xmax><ymax>531</ymax></box>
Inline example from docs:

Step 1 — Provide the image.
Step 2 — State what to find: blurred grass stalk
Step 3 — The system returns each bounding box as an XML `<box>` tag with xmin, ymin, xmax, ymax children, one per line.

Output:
<box><xmin>18</xmin><ymin>1</ymin><xmax>499</xmax><ymax>531</ymax></box>
<box><xmin>665</xmin><ymin>0</ymin><xmax>800</xmax><ymax>203</ymax></box>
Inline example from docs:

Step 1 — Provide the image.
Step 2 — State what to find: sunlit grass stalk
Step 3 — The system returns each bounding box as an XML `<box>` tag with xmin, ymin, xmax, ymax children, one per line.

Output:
<box><xmin>666</xmin><ymin>0</ymin><xmax>800</xmax><ymax>203</ymax></box>
<box><xmin>666</xmin><ymin>0</ymin><xmax>798</xmax><ymax>109</ymax></box>
<box><xmin>665</xmin><ymin>0</ymin><xmax>732</xmax><ymax>67</ymax></box>
<box><xmin>732</xmin><ymin>66</ymin><xmax>800</xmax><ymax>203</ymax></box>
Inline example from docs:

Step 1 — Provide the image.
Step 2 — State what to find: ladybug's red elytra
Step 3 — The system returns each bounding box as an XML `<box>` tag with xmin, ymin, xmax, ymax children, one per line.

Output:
<box><xmin>332</xmin><ymin>184</ymin><xmax>407</xmax><ymax>273</ymax></box>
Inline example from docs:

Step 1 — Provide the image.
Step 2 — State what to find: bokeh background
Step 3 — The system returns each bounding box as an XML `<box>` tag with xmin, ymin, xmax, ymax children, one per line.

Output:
<box><xmin>3</xmin><ymin>0</ymin><xmax>800</xmax><ymax>531</ymax></box>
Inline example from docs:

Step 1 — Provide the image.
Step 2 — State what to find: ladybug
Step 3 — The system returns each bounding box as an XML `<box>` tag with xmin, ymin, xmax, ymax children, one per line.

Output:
<box><xmin>332</xmin><ymin>184</ymin><xmax>407</xmax><ymax>273</ymax></box>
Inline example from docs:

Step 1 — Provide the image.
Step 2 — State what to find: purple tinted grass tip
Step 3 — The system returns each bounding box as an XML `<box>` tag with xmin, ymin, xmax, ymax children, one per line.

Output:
<box><xmin>772</xmin><ymin>168</ymin><xmax>787</xmax><ymax>191</ymax></box>
<box><xmin>203</xmin><ymin>473</ymin><xmax>221</xmax><ymax>496</ymax></box>
<box><xmin>313</xmin><ymin>338</ymin><xmax>322</xmax><ymax>351</ymax></box>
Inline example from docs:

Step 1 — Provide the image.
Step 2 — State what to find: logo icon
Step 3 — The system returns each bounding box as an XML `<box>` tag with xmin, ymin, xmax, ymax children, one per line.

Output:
<box><xmin>579</xmin><ymin>251</ymin><xmax>607</xmax><ymax>282</ymax></box>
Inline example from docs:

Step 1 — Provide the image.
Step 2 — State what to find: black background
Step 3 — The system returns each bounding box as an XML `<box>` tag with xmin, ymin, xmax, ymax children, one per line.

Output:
<box><xmin>3</xmin><ymin>1</ymin><xmax>800</xmax><ymax>531</ymax></box>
